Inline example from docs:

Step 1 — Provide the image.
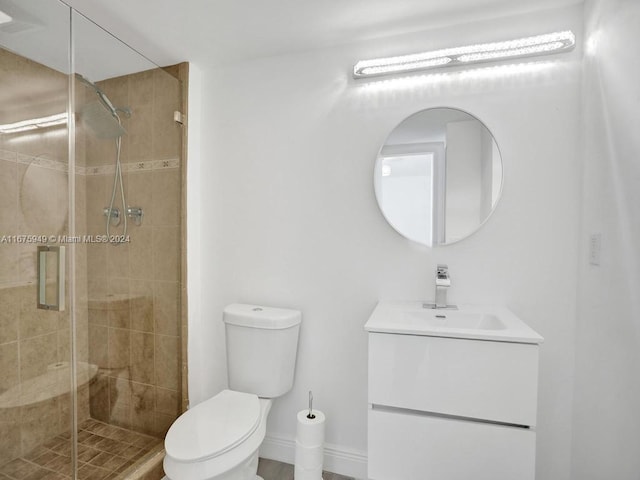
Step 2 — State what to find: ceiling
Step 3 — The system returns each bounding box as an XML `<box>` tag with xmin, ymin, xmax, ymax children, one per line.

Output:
<box><xmin>62</xmin><ymin>0</ymin><xmax>583</xmax><ymax>68</ymax></box>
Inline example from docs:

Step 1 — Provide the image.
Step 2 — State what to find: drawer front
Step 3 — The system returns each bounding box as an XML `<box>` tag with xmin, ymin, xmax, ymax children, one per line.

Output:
<box><xmin>369</xmin><ymin>333</ymin><xmax>539</xmax><ymax>426</ymax></box>
<box><xmin>368</xmin><ymin>407</ymin><xmax>536</xmax><ymax>480</ymax></box>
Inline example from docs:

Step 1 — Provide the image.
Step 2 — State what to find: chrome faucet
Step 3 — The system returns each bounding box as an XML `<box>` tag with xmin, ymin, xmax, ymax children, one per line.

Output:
<box><xmin>435</xmin><ymin>264</ymin><xmax>450</xmax><ymax>309</ymax></box>
<box><xmin>423</xmin><ymin>264</ymin><xmax>457</xmax><ymax>310</ymax></box>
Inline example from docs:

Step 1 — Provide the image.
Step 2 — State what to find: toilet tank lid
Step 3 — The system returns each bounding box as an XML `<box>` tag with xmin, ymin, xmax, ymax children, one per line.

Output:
<box><xmin>223</xmin><ymin>304</ymin><xmax>301</xmax><ymax>329</ymax></box>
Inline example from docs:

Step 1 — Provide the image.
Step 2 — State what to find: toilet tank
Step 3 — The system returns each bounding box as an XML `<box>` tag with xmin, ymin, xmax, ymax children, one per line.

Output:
<box><xmin>223</xmin><ymin>304</ymin><xmax>301</xmax><ymax>398</ymax></box>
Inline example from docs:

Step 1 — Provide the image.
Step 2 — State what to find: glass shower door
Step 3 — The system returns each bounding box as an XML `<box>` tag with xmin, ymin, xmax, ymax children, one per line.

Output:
<box><xmin>0</xmin><ymin>0</ymin><xmax>74</xmax><ymax>477</ymax></box>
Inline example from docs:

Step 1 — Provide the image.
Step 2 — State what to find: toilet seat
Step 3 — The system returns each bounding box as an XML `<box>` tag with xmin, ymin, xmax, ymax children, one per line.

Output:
<box><xmin>165</xmin><ymin>389</ymin><xmax>261</xmax><ymax>463</ymax></box>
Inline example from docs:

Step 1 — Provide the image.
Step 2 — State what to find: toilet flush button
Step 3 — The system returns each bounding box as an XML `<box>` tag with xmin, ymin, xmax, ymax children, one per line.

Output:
<box><xmin>253</xmin><ymin>307</ymin><xmax>263</xmax><ymax>311</ymax></box>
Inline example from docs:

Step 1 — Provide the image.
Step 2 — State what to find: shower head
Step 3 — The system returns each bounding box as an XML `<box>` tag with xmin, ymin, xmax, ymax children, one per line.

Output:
<box><xmin>75</xmin><ymin>73</ymin><xmax>130</xmax><ymax>139</ymax></box>
<box><xmin>80</xmin><ymin>101</ymin><xmax>127</xmax><ymax>139</ymax></box>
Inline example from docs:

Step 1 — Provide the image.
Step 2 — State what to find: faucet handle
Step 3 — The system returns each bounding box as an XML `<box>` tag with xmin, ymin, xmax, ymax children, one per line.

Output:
<box><xmin>436</xmin><ymin>264</ymin><xmax>449</xmax><ymax>278</ymax></box>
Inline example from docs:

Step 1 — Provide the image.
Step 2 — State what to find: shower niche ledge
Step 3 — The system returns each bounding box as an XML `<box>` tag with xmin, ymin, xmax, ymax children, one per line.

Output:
<box><xmin>365</xmin><ymin>302</ymin><xmax>544</xmax><ymax>480</ymax></box>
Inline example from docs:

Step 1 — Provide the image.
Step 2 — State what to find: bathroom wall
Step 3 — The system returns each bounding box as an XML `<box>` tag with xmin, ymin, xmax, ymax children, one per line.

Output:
<box><xmin>572</xmin><ymin>1</ymin><xmax>640</xmax><ymax>478</ymax></box>
<box><xmin>80</xmin><ymin>68</ymin><xmax>183</xmax><ymax>437</ymax></box>
<box><xmin>189</xmin><ymin>4</ymin><xmax>584</xmax><ymax>479</ymax></box>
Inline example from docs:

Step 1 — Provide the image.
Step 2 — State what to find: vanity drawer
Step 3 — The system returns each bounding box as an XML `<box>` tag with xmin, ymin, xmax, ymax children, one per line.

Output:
<box><xmin>368</xmin><ymin>407</ymin><xmax>536</xmax><ymax>480</ymax></box>
<box><xmin>368</xmin><ymin>332</ymin><xmax>539</xmax><ymax>426</ymax></box>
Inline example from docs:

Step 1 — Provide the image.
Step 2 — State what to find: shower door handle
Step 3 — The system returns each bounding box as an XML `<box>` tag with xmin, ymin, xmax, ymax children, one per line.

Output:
<box><xmin>37</xmin><ymin>245</ymin><xmax>65</xmax><ymax>311</ymax></box>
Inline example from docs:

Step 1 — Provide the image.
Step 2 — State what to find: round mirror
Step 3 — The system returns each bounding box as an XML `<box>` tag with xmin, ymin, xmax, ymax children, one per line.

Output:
<box><xmin>374</xmin><ymin>107</ymin><xmax>503</xmax><ymax>246</ymax></box>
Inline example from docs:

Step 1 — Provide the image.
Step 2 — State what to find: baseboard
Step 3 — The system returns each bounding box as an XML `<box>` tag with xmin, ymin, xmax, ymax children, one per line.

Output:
<box><xmin>259</xmin><ymin>434</ymin><xmax>367</xmax><ymax>479</ymax></box>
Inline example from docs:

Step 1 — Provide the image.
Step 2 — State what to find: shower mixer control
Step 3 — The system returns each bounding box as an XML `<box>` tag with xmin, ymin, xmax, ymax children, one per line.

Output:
<box><xmin>103</xmin><ymin>206</ymin><xmax>144</xmax><ymax>227</ymax></box>
<box><xmin>103</xmin><ymin>207</ymin><xmax>121</xmax><ymax>226</ymax></box>
<box><xmin>126</xmin><ymin>207</ymin><xmax>144</xmax><ymax>226</ymax></box>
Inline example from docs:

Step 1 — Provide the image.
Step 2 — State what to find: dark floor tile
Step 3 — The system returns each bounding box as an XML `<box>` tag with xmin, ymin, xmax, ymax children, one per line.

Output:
<box><xmin>30</xmin><ymin>451</ymin><xmax>60</xmax><ymax>468</ymax></box>
<box><xmin>77</xmin><ymin>431</ymin><xmax>93</xmax><ymax>443</ymax></box>
<box><xmin>77</xmin><ymin>447</ymin><xmax>101</xmax><ymax>464</ymax></box>
<box><xmin>77</xmin><ymin>464</ymin><xmax>109</xmax><ymax>480</ymax></box>
<box><xmin>22</xmin><ymin>466</ymin><xmax>57</xmax><ymax>480</ymax></box>
<box><xmin>49</xmin><ymin>442</ymin><xmax>71</xmax><ymax>458</ymax></box>
<box><xmin>96</xmin><ymin>455</ymin><xmax>127</xmax><ymax>472</ymax></box>
<box><xmin>81</xmin><ymin>434</ymin><xmax>107</xmax><ymax>449</ymax></box>
<box><xmin>118</xmin><ymin>445</ymin><xmax>143</xmax><ymax>461</ymax></box>
<box><xmin>0</xmin><ymin>459</ymin><xmax>41</xmax><ymax>479</ymax></box>
<box><xmin>22</xmin><ymin>448</ymin><xmax>50</xmax><ymax>463</ymax></box>
<box><xmin>94</xmin><ymin>439</ymin><xmax>127</xmax><ymax>457</ymax></box>
<box><xmin>44</xmin><ymin>455</ymin><xmax>72</xmax><ymax>476</ymax></box>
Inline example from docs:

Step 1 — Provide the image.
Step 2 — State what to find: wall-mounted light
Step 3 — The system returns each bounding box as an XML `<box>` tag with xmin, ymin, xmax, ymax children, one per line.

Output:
<box><xmin>0</xmin><ymin>9</ymin><xmax>12</xmax><ymax>25</ymax></box>
<box><xmin>0</xmin><ymin>113</ymin><xmax>67</xmax><ymax>134</ymax></box>
<box><xmin>353</xmin><ymin>31</ymin><xmax>575</xmax><ymax>79</ymax></box>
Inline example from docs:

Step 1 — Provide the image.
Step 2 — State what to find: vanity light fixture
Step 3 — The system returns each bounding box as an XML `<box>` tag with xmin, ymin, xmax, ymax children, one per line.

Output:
<box><xmin>0</xmin><ymin>9</ymin><xmax>11</xmax><ymax>25</ymax></box>
<box><xmin>0</xmin><ymin>113</ymin><xmax>67</xmax><ymax>134</ymax></box>
<box><xmin>353</xmin><ymin>30</ymin><xmax>575</xmax><ymax>79</ymax></box>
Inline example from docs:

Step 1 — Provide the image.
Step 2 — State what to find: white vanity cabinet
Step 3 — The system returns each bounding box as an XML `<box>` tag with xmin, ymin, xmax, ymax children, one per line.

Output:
<box><xmin>365</xmin><ymin>302</ymin><xmax>543</xmax><ymax>480</ymax></box>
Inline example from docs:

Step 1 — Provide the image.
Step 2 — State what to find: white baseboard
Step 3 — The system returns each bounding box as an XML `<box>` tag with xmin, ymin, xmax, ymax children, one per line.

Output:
<box><xmin>259</xmin><ymin>434</ymin><xmax>367</xmax><ymax>479</ymax></box>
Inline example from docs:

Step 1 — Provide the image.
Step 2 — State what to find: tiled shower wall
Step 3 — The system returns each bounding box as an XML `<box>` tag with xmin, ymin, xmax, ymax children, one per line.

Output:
<box><xmin>79</xmin><ymin>69</ymin><xmax>182</xmax><ymax>437</ymax></box>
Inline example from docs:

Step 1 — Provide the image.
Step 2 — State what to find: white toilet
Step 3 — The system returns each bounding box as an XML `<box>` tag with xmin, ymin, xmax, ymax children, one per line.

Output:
<box><xmin>164</xmin><ymin>304</ymin><xmax>301</xmax><ymax>480</ymax></box>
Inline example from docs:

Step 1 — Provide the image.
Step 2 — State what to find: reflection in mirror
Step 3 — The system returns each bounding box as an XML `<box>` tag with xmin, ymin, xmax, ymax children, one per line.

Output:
<box><xmin>375</xmin><ymin>108</ymin><xmax>503</xmax><ymax>246</ymax></box>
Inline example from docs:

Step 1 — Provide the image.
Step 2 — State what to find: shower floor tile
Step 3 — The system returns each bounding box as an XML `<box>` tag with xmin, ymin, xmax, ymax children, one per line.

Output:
<box><xmin>0</xmin><ymin>419</ymin><xmax>161</xmax><ymax>480</ymax></box>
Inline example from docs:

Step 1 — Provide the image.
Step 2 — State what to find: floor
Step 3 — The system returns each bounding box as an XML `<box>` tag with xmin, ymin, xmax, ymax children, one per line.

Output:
<box><xmin>257</xmin><ymin>458</ymin><xmax>354</xmax><ymax>480</ymax></box>
<box><xmin>0</xmin><ymin>419</ymin><xmax>161</xmax><ymax>480</ymax></box>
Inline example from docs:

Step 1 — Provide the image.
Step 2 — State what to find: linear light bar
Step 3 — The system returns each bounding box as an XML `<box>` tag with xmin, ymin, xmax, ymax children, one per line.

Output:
<box><xmin>0</xmin><ymin>10</ymin><xmax>11</xmax><ymax>25</ymax></box>
<box><xmin>0</xmin><ymin>113</ymin><xmax>67</xmax><ymax>134</ymax></box>
<box><xmin>353</xmin><ymin>31</ymin><xmax>575</xmax><ymax>79</ymax></box>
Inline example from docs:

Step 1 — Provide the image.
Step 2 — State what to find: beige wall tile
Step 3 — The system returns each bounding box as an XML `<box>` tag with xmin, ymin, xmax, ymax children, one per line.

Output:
<box><xmin>131</xmin><ymin>332</ymin><xmax>154</xmax><ymax>385</ymax></box>
<box><xmin>129</xmin><ymin>227</ymin><xmax>153</xmax><ymax>280</ymax></box>
<box><xmin>88</xmin><ymin>324</ymin><xmax>108</xmax><ymax>367</ymax></box>
<box><xmin>126</xmin><ymin>172</ymin><xmax>153</xmax><ymax>226</ymax></box>
<box><xmin>0</xmin><ymin>287</ymin><xmax>19</xmax><ymax>344</ymax></box>
<box><xmin>153</xmin><ymin>412</ymin><xmax>174</xmax><ymax>437</ymax></box>
<box><xmin>0</xmin><ymin>159</ymin><xmax>17</xmax><ymax>236</ymax></box>
<box><xmin>151</xmin><ymin>170</ymin><xmax>180</xmax><ymax>227</ymax></box>
<box><xmin>152</xmin><ymin>113</ymin><xmax>180</xmax><ymax>160</ymax></box>
<box><xmin>154</xmin><ymin>335</ymin><xmax>179</xmax><ymax>391</ymax></box>
<box><xmin>0</xmin><ymin>341</ymin><xmax>19</xmax><ymax>391</ymax></box>
<box><xmin>19</xmin><ymin>287</ymin><xmax>58</xmax><ymax>339</ymax></box>
<box><xmin>153</xmin><ymin>282</ymin><xmax>179</xmax><ymax>337</ymax></box>
<box><xmin>0</xmin><ymin>421</ymin><xmax>21</xmax><ymax>465</ymax></box>
<box><xmin>130</xmin><ymin>294</ymin><xmax>153</xmax><ymax>333</ymax></box>
<box><xmin>152</xmin><ymin>227</ymin><xmax>179</xmax><ymax>282</ymax></box>
<box><xmin>155</xmin><ymin>387</ymin><xmax>179</xmax><ymax>416</ymax></box>
<box><xmin>107</xmin><ymin>242</ymin><xmax>130</xmax><ymax>279</ymax></box>
<box><xmin>87</xmin><ymin>244</ymin><xmax>107</xmax><ymax>278</ymax></box>
<box><xmin>20</xmin><ymin>398</ymin><xmax>62</xmax><ymax>454</ymax></box>
<box><xmin>108</xmin><ymin>302</ymin><xmax>131</xmax><ymax>330</ymax></box>
<box><xmin>129</xmin><ymin>70</ymin><xmax>154</xmax><ymax>110</ymax></box>
<box><xmin>128</xmin><ymin>105</ymin><xmax>153</xmax><ymax>161</ymax></box>
<box><xmin>19</xmin><ymin>333</ymin><xmax>57</xmax><ymax>382</ymax></box>
<box><xmin>107</xmin><ymin>328</ymin><xmax>130</xmax><ymax>371</ymax></box>
<box><xmin>0</xmin><ymin>244</ymin><xmax>19</xmax><ymax>284</ymax></box>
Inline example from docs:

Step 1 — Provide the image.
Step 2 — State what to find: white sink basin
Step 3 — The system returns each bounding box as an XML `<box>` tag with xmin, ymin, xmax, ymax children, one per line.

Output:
<box><xmin>365</xmin><ymin>301</ymin><xmax>543</xmax><ymax>343</ymax></box>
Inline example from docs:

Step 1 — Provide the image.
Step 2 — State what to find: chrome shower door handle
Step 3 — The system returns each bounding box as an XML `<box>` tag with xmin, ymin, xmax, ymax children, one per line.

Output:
<box><xmin>37</xmin><ymin>245</ymin><xmax>65</xmax><ymax>311</ymax></box>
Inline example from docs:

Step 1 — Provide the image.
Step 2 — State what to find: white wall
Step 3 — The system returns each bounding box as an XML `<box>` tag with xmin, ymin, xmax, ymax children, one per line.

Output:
<box><xmin>571</xmin><ymin>1</ymin><xmax>640</xmax><ymax>478</ymax></box>
<box><xmin>189</xmin><ymin>5</ymin><xmax>584</xmax><ymax>479</ymax></box>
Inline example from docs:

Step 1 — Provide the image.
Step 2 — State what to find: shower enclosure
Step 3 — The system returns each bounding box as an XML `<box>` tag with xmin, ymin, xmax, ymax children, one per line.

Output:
<box><xmin>0</xmin><ymin>1</ymin><xmax>185</xmax><ymax>478</ymax></box>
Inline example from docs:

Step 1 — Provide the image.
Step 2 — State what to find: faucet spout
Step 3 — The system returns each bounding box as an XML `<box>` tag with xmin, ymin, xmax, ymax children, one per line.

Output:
<box><xmin>435</xmin><ymin>264</ymin><xmax>452</xmax><ymax>309</ymax></box>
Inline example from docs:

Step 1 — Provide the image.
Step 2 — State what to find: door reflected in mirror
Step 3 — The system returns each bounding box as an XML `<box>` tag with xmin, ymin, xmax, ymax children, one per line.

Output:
<box><xmin>374</xmin><ymin>108</ymin><xmax>503</xmax><ymax>247</ymax></box>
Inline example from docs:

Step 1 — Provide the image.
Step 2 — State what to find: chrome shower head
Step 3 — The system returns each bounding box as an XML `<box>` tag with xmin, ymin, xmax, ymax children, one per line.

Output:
<box><xmin>75</xmin><ymin>73</ymin><xmax>130</xmax><ymax>139</ymax></box>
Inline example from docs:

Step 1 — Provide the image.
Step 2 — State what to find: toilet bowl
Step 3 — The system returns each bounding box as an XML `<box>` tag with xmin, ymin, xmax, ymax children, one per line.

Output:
<box><xmin>164</xmin><ymin>390</ymin><xmax>272</xmax><ymax>480</ymax></box>
<box><xmin>163</xmin><ymin>304</ymin><xmax>301</xmax><ymax>480</ymax></box>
